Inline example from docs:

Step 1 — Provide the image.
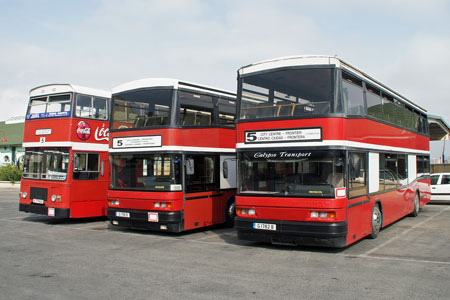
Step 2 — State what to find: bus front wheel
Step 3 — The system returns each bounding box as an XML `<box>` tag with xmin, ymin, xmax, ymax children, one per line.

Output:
<box><xmin>369</xmin><ymin>204</ymin><xmax>382</xmax><ymax>239</ymax></box>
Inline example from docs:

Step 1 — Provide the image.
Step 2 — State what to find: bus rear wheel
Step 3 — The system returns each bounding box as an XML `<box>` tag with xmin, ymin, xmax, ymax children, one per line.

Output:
<box><xmin>225</xmin><ymin>199</ymin><xmax>236</xmax><ymax>227</ymax></box>
<box><xmin>369</xmin><ymin>204</ymin><xmax>382</xmax><ymax>239</ymax></box>
<box><xmin>409</xmin><ymin>192</ymin><xmax>420</xmax><ymax>217</ymax></box>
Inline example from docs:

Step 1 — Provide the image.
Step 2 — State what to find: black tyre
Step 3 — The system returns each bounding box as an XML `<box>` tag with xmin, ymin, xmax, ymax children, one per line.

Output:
<box><xmin>369</xmin><ymin>204</ymin><xmax>382</xmax><ymax>239</ymax></box>
<box><xmin>409</xmin><ymin>192</ymin><xmax>420</xmax><ymax>217</ymax></box>
<box><xmin>225</xmin><ymin>199</ymin><xmax>236</xmax><ymax>227</ymax></box>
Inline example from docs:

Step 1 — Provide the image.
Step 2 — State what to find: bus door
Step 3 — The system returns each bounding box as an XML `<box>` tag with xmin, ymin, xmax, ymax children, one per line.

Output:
<box><xmin>70</xmin><ymin>151</ymin><xmax>107</xmax><ymax>217</ymax></box>
<box><xmin>184</xmin><ymin>154</ymin><xmax>224</xmax><ymax>230</ymax></box>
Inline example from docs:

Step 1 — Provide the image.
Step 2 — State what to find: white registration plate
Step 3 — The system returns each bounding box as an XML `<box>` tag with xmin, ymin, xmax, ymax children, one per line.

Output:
<box><xmin>48</xmin><ymin>207</ymin><xmax>55</xmax><ymax>217</ymax></box>
<box><xmin>253</xmin><ymin>222</ymin><xmax>277</xmax><ymax>231</ymax></box>
<box><xmin>32</xmin><ymin>198</ymin><xmax>44</xmax><ymax>204</ymax></box>
<box><xmin>115</xmin><ymin>211</ymin><xmax>130</xmax><ymax>218</ymax></box>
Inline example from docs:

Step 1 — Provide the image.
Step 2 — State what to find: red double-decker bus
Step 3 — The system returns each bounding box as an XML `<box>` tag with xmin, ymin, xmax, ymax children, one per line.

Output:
<box><xmin>19</xmin><ymin>84</ymin><xmax>111</xmax><ymax>218</ymax></box>
<box><xmin>107</xmin><ymin>79</ymin><xmax>237</xmax><ymax>232</ymax></box>
<box><xmin>234</xmin><ymin>56</ymin><xmax>431</xmax><ymax>247</ymax></box>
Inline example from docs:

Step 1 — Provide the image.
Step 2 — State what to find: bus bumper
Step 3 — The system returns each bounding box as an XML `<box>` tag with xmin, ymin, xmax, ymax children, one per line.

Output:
<box><xmin>235</xmin><ymin>217</ymin><xmax>348</xmax><ymax>248</ymax></box>
<box><xmin>107</xmin><ymin>208</ymin><xmax>184</xmax><ymax>233</ymax></box>
<box><xmin>19</xmin><ymin>203</ymin><xmax>70</xmax><ymax>218</ymax></box>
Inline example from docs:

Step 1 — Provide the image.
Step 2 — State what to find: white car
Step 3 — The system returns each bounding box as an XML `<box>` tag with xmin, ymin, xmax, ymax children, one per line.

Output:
<box><xmin>430</xmin><ymin>173</ymin><xmax>450</xmax><ymax>203</ymax></box>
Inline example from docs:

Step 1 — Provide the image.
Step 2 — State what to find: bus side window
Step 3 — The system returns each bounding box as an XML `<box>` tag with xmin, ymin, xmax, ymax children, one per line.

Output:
<box><xmin>73</xmin><ymin>153</ymin><xmax>100</xmax><ymax>180</ymax></box>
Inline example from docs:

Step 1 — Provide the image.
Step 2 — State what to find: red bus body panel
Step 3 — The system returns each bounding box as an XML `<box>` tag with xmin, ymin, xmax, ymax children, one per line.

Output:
<box><xmin>108</xmin><ymin>127</ymin><xmax>236</xmax><ymax>232</ymax></box>
<box><xmin>237</xmin><ymin>118</ymin><xmax>429</xmax><ymax>152</ymax></box>
<box><xmin>236</xmin><ymin>117</ymin><xmax>431</xmax><ymax>247</ymax></box>
<box><xmin>19</xmin><ymin>117</ymin><xmax>110</xmax><ymax>218</ymax></box>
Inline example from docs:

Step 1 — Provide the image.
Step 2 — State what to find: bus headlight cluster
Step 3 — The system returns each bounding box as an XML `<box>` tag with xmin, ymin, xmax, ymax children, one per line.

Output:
<box><xmin>237</xmin><ymin>208</ymin><xmax>256</xmax><ymax>216</ymax></box>
<box><xmin>20</xmin><ymin>192</ymin><xmax>28</xmax><ymax>199</ymax></box>
<box><xmin>51</xmin><ymin>195</ymin><xmax>62</xmax><ymax>202</ymax></box>
<box><xmin>154</xmin><ymin>202</ymin><xmax>171</xmax><ymax>208</ymax></box>
<box><xmin>108</xmin><ymin>200</ymin><xmax>120</xmax><ymax>206</ymax></box>
<box><xmin>310</xmin><ymin>211</ymin><xmax>336</xmax><ymax>219</ymax></box>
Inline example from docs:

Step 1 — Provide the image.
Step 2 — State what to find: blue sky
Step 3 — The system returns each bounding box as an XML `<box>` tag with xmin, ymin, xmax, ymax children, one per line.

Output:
<box><xmin>1</xmin><ymin>0</ymin><xmax>450</xmax><ymax>158</ymax></box>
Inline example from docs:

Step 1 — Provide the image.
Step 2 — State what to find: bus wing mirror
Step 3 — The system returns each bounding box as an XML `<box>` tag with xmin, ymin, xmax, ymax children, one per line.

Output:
<box><xmin>186</xmin><ymin>158</ymin><xmax>195</xmax><ymax>175</ymax></box>
<box><xmin>100</xmin><ymin>161</ymin><xmax>104</xmax><ymax>177</ymax></box>
<box><xmin>223</xmin><ymin>160</ymin><xmax>229</xmax><ymax>178</ymax></box>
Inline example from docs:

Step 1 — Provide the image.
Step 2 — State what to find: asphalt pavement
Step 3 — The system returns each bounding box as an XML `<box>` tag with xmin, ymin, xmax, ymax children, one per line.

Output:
<box><xmin>1</xmin><ymin>186</ymin><xmax>449</xmax><ymax>300</ymax></box>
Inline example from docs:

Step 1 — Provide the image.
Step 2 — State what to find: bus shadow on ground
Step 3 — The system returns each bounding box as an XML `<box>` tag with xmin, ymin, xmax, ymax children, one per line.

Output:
<box><xmin>106</xmin><ymin>222</ymin><xmax>232</xmax><ymax>239</ymax></box>
<box><xmin>22</xmin><ymin>215</ymin><xmax>108</xmax><ymax>226</ymax></box>
<box><xmin>106</xmin><ymin>221</ymin><xmax>350</xmax><ymax>253</ymax></box>
<box><xmin>217</xmin><ymin>230</ymin><xmax>350</xmax><ymax>254</ymax></box>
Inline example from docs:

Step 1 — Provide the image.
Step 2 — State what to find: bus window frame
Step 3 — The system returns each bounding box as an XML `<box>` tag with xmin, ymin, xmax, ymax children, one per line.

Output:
<box><xmin>75</xmin><ymin>93</ymin><xmax>109</xmax><ymax>121</ymax></box>
<box><xmin>27</xmin><ymin>93</ymin><xmax>73</xmax><ymax>118</ymax></box>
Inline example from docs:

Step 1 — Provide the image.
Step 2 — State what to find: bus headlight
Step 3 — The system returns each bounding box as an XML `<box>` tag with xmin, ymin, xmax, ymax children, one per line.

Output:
<box><xmin>311</xmin><ymin>211</ymin><xmax>336</xmax><ymax>219</ymax></box>
<box><xmin>51</xmin><ymin>195</ymin><xmax>57</xmax><ymax>202</ymax></box>
<box><xmin>154</xmin><ymin>202</ymin><xmax>171</xmax><ymax>208</ymax></box>
<box><xmin>319</xmin><ymin>212</ymin><xmax>328</xmax><ymax>218</ymax></box>
<box><xmin>22</xmin><ymin>192</ymin><xmax>28</xmax><ymax>199</ymax></box>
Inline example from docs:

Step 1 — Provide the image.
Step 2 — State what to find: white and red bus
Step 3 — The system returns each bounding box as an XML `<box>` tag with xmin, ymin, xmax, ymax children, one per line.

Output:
<box><xmin>234</xmin><ymin>56</ymin><xmax>431</xmax><ymax>247</ymax></box>
<box><xmin>19</xmin><ymin>84</ymin><xmax>111</xmax><ymax>218</ymax></box>
<box><xmin>107</xmin><ymin>79</ymin><xmax>237</xmax><ymax>232</ymax></box>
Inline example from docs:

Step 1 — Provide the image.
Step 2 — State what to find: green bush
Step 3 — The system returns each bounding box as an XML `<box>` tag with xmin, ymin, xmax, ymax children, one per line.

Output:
<box><xmin>0</xmin><ymin>164</ymin><xmax>22</xmax><ymax>182</ymax></box>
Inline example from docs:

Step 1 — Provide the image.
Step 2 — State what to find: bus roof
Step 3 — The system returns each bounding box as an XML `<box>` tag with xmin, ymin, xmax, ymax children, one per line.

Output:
<box><xmin>112</xmin><ymin>78</ymin><xmax>235</xmax><ymax>98</ymax></box>
<box><xmin>238</xmin><ymin>55</ymin><xmax>427</xmax><ymax>114</ymax></box>
<box><xmin>29</xmin><ymin>84</ymin><xmax>110</xmax><ymax>99</ymax></box>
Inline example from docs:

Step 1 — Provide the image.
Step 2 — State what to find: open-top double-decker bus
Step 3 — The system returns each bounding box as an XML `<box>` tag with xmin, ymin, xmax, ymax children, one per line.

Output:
<box><xmin>107</xmin><ymin>79</ymin><xmax>237</xmax><ymax>232</ymax></box>
<box><xmin>234</xmin><ymin>56</ymin><xmax>431</xmax><ymax>247</ymax></box>
<box><xmin>19</xmin><ymin>84</ymin><xmax>111</xmax><ymax>218</ymax></box>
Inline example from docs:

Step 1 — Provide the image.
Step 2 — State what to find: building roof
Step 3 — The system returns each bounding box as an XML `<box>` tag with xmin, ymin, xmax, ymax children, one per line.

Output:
<box><xmin>428</xmin><ymin>115</ymin><xmax>450</xmax><ymax>141</ymax></box>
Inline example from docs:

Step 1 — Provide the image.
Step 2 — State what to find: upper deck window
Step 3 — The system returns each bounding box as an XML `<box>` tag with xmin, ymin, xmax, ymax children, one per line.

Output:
<box><xmin>179</xmin><ymin>91</ymin><xmax>213</xmax><ymax>126</ymax></box>
<box><xmin>218</xmin><ymin>97</ymin><xmax>236</xmax><ymax>126</ymax></box>
<box><xmin>366</xmin><ymin>85</ymin><xmax>383</xmax><ymax>119</ymax></box>
<box><xmin>342</xmin><ymin>72</ymin><xmax>365</xmax><ymax>116</ymax></box>
<box><xmin>75</xmin><ymin>94</ymin><xmax>108</xmax><ymax>120</ymax></box>
<box><xmin>27</xmin><ymin>94</ymin><xmax>72</xmax><ymax>119</ymax></box>
<box><xmin>111</xmin><ymin>89</ymin><xmax>173</xmax><ymax>130</ymax></box>
<box><xmin>239</xmin><ymin>67</ymin><xmax>338</xmax><ymax>121</ymax></box>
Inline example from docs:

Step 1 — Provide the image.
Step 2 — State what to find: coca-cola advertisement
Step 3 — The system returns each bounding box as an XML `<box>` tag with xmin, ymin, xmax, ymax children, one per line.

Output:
<box><xmin>76</xmin><ymin>121</ymin><xmax>92</xmax><ymax>140</ymax></box>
